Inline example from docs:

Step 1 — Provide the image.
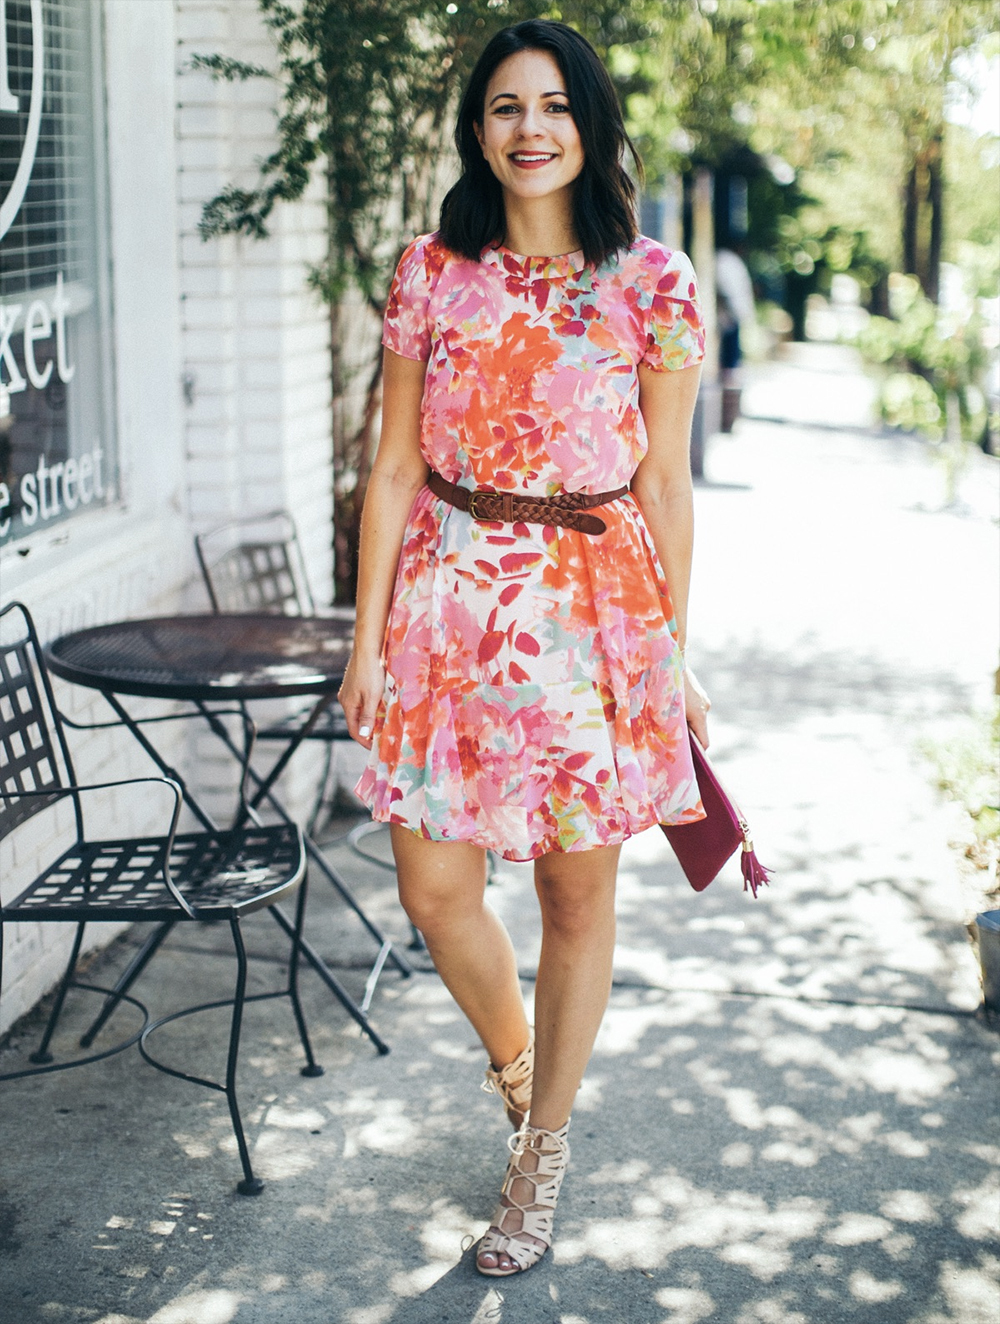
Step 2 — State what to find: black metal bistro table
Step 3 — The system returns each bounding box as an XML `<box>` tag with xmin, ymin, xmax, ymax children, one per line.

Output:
<box><xmin>46</xmin><ymin>614</ymin><xmax>411</xmax><ymax>1055</ymax></box>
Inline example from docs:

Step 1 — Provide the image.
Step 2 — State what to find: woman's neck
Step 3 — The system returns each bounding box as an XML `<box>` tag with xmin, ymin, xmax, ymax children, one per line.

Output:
<box><xmin>502</xmin><ymin>193</ymin><xmax>580</xmax><ymax>258</ymax></box>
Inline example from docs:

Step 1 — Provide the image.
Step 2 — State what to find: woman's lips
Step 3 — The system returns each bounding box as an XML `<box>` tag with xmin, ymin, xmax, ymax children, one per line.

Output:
<box><xmin>509</xmin><ymin>152</ymin><xmax>557</xmax><ymax>169</ymax></box>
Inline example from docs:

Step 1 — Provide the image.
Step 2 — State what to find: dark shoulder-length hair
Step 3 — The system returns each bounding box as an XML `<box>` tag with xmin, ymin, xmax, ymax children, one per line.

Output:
<box><xmin>438</xmin><ymin>20</ymin><xmax>642</xmax><ymax>269</ymax></box>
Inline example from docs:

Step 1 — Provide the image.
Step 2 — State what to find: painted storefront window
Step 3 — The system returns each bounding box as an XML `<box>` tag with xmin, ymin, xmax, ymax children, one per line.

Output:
<box><xmin>1</xmin><ymin>0</ymin><xmax>116</xmax><ymax>544</ymax></box>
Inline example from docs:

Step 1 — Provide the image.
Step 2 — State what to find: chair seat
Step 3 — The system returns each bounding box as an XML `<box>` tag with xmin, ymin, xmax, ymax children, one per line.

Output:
<box><xmin>5</xmin><ymin>824</ymin><xmax>305</xmax><ymax>923</ymax></box>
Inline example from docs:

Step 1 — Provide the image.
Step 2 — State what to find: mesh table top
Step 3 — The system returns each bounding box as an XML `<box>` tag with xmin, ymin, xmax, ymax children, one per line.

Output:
<box><xmin>46</xmin><ymin>614</ymin><xmax>354</xmax><ymax>701</ymax></box>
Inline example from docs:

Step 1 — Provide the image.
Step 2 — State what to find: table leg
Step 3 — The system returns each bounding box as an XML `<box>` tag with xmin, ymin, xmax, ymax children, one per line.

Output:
<box><xmin>102</xmin><ymin>692</ymin><xmax>217</xmax><ymax>831</ymax></box>
<box><xmin>304</xmin><ymin>835</ymin><xmax>413</xmax><ymax>978</ymax></box>
<box><xmin>245</xmin><ymin>693</ymin><xmax>337</xmax><ymax>813</ymax></box>
<box><xmin>195</xmin><ymin>701</ymin><xmax>413</xmax><ymax>983</ymax></box>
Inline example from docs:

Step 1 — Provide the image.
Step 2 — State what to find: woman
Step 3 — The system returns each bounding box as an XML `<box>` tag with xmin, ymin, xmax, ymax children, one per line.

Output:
<box><xmin>338</xmin><ymin>18</ymin><xmax>710</xmax><ymax>1278</ymax></box>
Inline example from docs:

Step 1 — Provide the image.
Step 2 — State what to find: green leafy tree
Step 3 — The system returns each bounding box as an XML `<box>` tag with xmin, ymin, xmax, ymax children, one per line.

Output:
<box><xmin>611</xmin><ymin>2</ymin><xmax>913</xmax><ymax>330</ymax></box>
<box><xmin>744</xmin><ymin>0</ymin><xmax>997</xmax><ymax>301</ymax></box>
<box><xmin>857</xmin><ymin>275</ymin><xmax>990</xmax><ymax>430</ymax></box>
<box><xmin>945</xmin><ymin>118</ymin><xmax>1000</xmax><ymax>300</ymax></box>
<box><xmin>196</xmin><ymin>0</ymin><xmax>997</xmax><ymax>596</ymax></box>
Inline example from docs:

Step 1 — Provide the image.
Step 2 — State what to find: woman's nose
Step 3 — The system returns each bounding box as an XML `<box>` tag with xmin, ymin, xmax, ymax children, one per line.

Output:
<box><xmin>516</xmin><ymin>106</ymin><xmax>545</xmax><ymax>136</ymax></box>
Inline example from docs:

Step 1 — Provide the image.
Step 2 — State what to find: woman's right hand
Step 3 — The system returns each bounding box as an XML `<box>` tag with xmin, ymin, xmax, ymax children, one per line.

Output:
<box><xmin>338</xmin><ymin>651</ymin><xmax>386</xmax><ymax>751</ymax></box>
<box><xmin>684</xmin><ymin>665</ymin><xmax>711</xmax><ymax>751</ymax></box>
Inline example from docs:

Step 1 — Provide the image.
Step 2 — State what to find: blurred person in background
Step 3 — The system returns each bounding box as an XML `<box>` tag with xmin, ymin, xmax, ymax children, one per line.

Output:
<box><xmin>716</xmin><ymin>243</ymin><xmax>756</xmax><ymax>430</ymax></box>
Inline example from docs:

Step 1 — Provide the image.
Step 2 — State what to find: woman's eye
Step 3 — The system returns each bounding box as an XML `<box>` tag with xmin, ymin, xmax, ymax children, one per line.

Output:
<box><xmin>491</xmin><ymin>101</ymin><xmax>570</xmax><ymax>116</ymax></box>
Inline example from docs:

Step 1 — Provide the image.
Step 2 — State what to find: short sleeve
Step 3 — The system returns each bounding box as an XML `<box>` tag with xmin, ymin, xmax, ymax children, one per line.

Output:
<box><xmin>640</xmin><ymin>249</ymin><xmax>706</xmax><ymax>372</ymax></box>
<box><xmin>382</xmin><ymin>235</ymin><xmax>434</xmax><ymax>362</ymax></box>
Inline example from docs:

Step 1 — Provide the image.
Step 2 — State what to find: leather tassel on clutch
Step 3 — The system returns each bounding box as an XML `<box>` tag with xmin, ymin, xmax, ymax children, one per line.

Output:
<box><xmin>739</xmin><ymin>825</ymin><xmax>771</xmax><ymax>899</ymax></box>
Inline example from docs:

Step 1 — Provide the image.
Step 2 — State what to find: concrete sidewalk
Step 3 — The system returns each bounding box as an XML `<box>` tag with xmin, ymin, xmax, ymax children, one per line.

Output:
<box><xmin>1</xmin><ymin>344</ymin><xmax>998</xmax><ymax>1324</ymax></box>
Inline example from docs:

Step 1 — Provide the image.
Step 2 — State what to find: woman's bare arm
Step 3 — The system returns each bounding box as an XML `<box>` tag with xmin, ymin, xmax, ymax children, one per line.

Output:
<box><xmin>630</xmin><ymin>360</ymin><xmax>711</xmax><ymax>747</ymax></box>
<box><xmin>338</xmin><ymin>348</ymin><xmax>429</xmax><ymax>748</ymax></box>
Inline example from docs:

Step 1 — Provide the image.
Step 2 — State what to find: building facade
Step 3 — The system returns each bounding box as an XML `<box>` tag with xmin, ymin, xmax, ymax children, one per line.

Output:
<box><xmin>0</xmin><ymin>0</ymin><xmax>334</xmax><ymax>1034</ymax></box>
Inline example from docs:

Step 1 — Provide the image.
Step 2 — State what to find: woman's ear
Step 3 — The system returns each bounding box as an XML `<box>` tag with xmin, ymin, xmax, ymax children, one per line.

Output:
<box><xmin>474</xmin><ymin>122</ymin><xmax>486</xmax><ymax>155</ymax></box>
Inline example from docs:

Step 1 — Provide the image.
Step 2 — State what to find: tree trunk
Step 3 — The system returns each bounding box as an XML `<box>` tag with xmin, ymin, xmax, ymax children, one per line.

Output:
<box><xmin>870</xmin><ymin>272</ymin><xmax>890</xmax><ymax>318</ymax></box>
<box><xmin>903</xmin><ymin>159</ymin><xmax>919</xmax><ymax>282</ymax></box>
<box><xmin>333</xmin><ymin>489</ymin><xmax>357</xmax><ymax>606</ymax></box>
<box><xmin>926</xmin><ymin>132</ymin><xmax>943</xmax><ymax>306</ymax></box>
<box><xmin>329</xmin><ymin>296</ymin><xmax>355</xmax><ymax>605</ymax></box>
<box><xmin>902</xmin><ymin>131</ymin><xmax>944</xmax><ymax>305</ymax></box>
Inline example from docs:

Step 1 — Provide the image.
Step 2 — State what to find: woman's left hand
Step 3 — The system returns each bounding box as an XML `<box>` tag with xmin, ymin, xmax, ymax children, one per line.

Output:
<box><xmin>684</xmin><ymin>665</ymin><xmax>711</xmax><ymax>750</ymax></box>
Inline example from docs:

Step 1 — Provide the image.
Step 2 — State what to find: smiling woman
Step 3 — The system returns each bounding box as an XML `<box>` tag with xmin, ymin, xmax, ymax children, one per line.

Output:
<box><xmin>337</xmin><ymin>18</ymin><xmax>708</xmax><ymax>1281</ymax></box>
<box><xmin>473</xmin><ymin>49</ymin><xmax>585</xmax><ymax>232</ymax></box>
<box><xmin>439</xmin><ymin>19</ymin><xmax>642</xmax><ymax>270</ymax></box>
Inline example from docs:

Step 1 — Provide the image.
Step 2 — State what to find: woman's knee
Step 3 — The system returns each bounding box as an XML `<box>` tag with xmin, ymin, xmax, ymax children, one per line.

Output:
<box><xmin>391</xmin><ymin>828</ymin><xmax>488</xmax><ymax>933</ymax></box>
<box><xmin>536</xmin><ymin>890</ymin><xmax>612</xmax><ymax>942</ymax></box>
<box><xmin>535</xmin><ymin>847</ymin><xmax>619</xmax><ymax>941</ymax></box>
<box><xmin>396</xmin><ymin>879</ymin><xmax>458</xmax><ymax>933</ymax></box>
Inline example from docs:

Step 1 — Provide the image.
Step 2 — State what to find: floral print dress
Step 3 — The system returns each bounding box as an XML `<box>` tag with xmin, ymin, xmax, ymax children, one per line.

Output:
<box><xmin>356</xmin><ymin>232</ymin><xmax>707</xmax><ymax>861</ymax></box>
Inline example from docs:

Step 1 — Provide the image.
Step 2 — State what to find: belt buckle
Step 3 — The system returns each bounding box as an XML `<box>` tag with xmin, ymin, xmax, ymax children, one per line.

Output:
<box><xmin>467</xmin><ymin>489</ymin><xmax>491</xmax><ymax>522</ymax></box>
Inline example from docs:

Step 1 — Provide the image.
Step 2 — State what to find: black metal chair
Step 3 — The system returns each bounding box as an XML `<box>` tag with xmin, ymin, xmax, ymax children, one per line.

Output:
<box><xmin>195</xmin><ymin>509</ymin><xmax>319</xmax><ymax>617</ymax></box>
<box><xmin>195</xmin><ymin>510</ymin><xmax>427</xmax><ymax>951</ymax></box>
<box><xmin>194</xmin><ymin>511</ymin><xmax>354</xmax><ymax>824</ymax></box>
<box><xmin>0</xmin><ymin>601</ymin><xmax>322</xmax><ymax>1196</ymax></box>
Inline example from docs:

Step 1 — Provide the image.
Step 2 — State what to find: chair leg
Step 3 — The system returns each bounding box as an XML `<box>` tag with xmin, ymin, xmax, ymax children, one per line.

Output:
<box><xmin>286</xmin><ymin>878</ymin><xmax>323</xmax><ymax>1078</ymax></box>
<box><xmin>226</xmin><ymin>917</ymin><xmax>264</xmax><ymax>1196</ymax></box>
<box><xmin>30</xmin><ymin>923</ymin><xmax>86</xmax><ymax>1064</ymax></box>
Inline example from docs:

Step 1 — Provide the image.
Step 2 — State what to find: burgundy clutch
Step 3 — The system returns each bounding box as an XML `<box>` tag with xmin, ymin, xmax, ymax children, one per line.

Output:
<box><xmin>660</xmin><ymin>734</ymin><xmax>770</xmax><ymax>896</ymax></box>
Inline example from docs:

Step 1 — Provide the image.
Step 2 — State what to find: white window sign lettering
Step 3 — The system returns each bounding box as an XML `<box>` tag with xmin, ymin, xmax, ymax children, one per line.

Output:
<box><xmin>0</xmin><ymin>0</ymin><xmax>23</xmax><ymax>115</ymax></box>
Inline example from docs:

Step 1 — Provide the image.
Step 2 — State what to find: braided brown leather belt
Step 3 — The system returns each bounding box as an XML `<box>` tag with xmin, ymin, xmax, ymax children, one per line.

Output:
<box><xmin>427</xmin><ymin>471</ymin><xmax>628</xmax><ymax>536</ymax></box>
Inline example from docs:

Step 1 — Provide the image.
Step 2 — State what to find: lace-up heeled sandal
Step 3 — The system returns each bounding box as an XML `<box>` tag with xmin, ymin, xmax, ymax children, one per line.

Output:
<box><xmin>476</xmin><ymin>1120</ymin><xmax>571</xmax><ymax>1277</ymax></box>
<box><xmin>482</xmin><ymin>1029</ymin><xmax>533</xmax><ymax>1129</ymax></box>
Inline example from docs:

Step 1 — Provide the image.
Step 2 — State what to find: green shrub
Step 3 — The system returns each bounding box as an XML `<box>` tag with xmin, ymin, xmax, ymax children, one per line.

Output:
<box><xmin>878</xmin><ymin>371</ymin><xmax>942</xmax><ymax>433</ymax></box>
<box><xmin>855</xmin><ymin>273</ymin><xmax>990</xmax><ymax>444</ymax></box>
<box><xmin>924</xmin><ymin>704</ymin><xmax>1000</xmax><ymax>885</ymax></box>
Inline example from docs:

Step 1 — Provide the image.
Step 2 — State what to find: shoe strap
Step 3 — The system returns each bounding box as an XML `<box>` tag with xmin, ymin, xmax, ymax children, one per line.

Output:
<box><xmin>482</xmin><ymin>1030</ymin><xmax>534</xmax><ymax>1113</ymax></box>
<box><xmin>508</xmin><ymin>1119</ymin><xmax>570</xmax><ymax>1162</ymax></box>
<box><xmin>483</xmin><ymin>1119</ymin><xmax>571</xmax><ymax>1261</ymax></box>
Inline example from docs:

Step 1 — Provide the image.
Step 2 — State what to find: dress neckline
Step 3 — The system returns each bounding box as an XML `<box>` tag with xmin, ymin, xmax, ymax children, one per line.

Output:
<box><xmin>482</xmin><ymin>243</ymin><xmax>586</xmax><ymax>280</ymax></box>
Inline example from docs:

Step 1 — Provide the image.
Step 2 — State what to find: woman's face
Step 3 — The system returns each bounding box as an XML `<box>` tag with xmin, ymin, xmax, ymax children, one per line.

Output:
<box><xmin>474</xmin><ymin>49</ymin><xmax>584</xmax><ymax>209</ymax></box>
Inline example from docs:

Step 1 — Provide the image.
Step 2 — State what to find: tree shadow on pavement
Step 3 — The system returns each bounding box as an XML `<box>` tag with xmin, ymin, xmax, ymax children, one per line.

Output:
<box><xmin>0</xmin><ymin>831</ymin><xmax>997</xmax><ymax>1324</ymax></box>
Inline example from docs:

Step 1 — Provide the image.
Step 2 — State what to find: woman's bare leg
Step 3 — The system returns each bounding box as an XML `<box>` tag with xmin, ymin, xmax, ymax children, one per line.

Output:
<box><xmin>528</xmin><ymin>842</ymin><xmax>619</xmax><ymax>1130</ymax></box>
<box><xmin>390</xmin><ymin>826</ymin><xmax>529</xmax><ymax>1070</ymax></box>
<box><xmin>478</xmin><ymin>842</ymin><xmax>620</xmax><ymax>1272</ymax></box>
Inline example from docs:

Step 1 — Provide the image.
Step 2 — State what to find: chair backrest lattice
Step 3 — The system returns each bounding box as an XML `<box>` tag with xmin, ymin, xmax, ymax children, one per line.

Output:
<box><xmin>195</xmin><ymin>512</ymin><xmax>315</xmax><ymax>617</ymax></box>
<box><xmin>0</xmin><ymin>603</ymin><xmax>77</xmax><ymax>839</ymax></box>
<box><xmin>212</xmin><ymin>542</ymin><xmax>300</xmax><ymax>614</ymax></box>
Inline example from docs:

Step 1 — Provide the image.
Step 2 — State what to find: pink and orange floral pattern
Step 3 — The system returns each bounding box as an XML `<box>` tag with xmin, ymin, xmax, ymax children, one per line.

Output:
<box><xmin>356</xmin><ymin>233</ymin><xmax>707</xmax><ymax>860</ymax></box>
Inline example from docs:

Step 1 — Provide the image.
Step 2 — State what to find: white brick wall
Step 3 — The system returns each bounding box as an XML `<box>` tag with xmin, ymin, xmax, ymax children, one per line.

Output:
<box><xmin>176</xmin><ymin>0</ymin><xmax>333</xmax><ymax>569</ymax></box>
<box><xmin>175</xmin><ymin>0</ymin><xmax>334</xmax><ymax>818</ymax></box>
